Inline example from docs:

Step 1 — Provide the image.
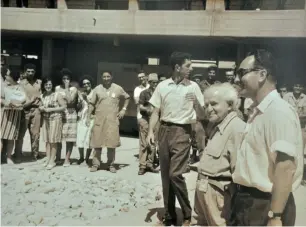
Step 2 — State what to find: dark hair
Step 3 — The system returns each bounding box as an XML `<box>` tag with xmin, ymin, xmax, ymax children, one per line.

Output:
<box><xmin>41</xmin><ymin>77</ymin><xmax>55</xmax><ymax>92</ymax></box>
<box><xmin>279</xmin><ymin>84</ymin><xmax>288</xmax><ymax>88</ymax></box>
<box><xmin>169</xmin><ymin>52</ymin><xmax>192</xmax><ymax>70</ymax></box>
<box><xmin>24</xmin><ymin>63</ymin><xmax>36</xmax><ymax>71</ymax></box>
<box><xmin>138</xmin><ymin>70</ymin><xmax>146</xmax><ymax>75</ymax></box>
<box><xmin>1</xmin><ymin>66</ymin><xmax>9</xmax><ymax>79</ymax></box>
<box><xmin>79</xmin><ymin>75</ymin><xmax>94</xmax><ymax>87</ymax></box>
<box><xmin>60</xmin><ymin>68</ymin><xmax>72</xmax><ymax>79</ymax></box>
<box><xmin>207</xmin><ymin>65</ymin><xmax>217</xmax><ymax>72</ymax></box>
<box><xmin>247</xmin><ymin>49</ymin><xmax>277</xmax><ymax>82</ymax></box>
<box><xmin>8</xmin><ymin>70</ymin><xmax>20</xmax><ymax>82</ymax></box>
<box><xmin>102</xmin><ymin>71</ymin><xmax>112</xmax><ymax>76</ymax></box>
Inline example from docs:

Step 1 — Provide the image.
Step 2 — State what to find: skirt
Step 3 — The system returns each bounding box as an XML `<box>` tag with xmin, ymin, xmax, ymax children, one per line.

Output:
<box><xmin>1</xmin><ymin>109</ymin><xmax>21</xmax><ymax>140</ymax></box>
<box><xmin>42</xmin><ymin>116</ymin><xmax>63</xmax><ymax>143</ymax></box>
<box><xmin>76</xmin><ymin>118</ymin><xmax>94</xmax><ymax>149</ymax></box>
<box><xmin>62</xmin><ymin>108</ymin><xmax>77</xmax><ymax>142</ymax></box>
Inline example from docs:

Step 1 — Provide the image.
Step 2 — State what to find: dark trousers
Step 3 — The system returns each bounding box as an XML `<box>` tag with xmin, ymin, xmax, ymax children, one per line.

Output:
<box><xmin>230</xmin><ymin>187</ymin><xmax>296</xmax><ymax>226</ymax></box>
<box><xmin>16</xmin><ymin>0</ymin><xmax>28</xmax><ymax>7</ymax></box>
<box><xmin>158</xmin><ymin>122</ymin><xmax>192</xmax><ymax>221</ymax></box>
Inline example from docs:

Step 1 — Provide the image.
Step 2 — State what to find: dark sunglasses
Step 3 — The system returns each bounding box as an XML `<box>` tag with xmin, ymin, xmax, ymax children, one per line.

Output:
<box><xmin>236</xmin><ymin>68</ymin><xmax>262</xmax><ymax>79</ymax></box>
<box><xmin>83</xmin><ymin>82</ymin><xmax>90</xmax><ymax>86</ymax></box>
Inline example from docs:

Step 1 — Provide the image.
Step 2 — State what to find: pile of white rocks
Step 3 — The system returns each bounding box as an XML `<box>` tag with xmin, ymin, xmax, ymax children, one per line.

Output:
<box><xmin>1</xmin><ymin>166</ymin><xmax>162</xmax><ymax>226</ymax></box>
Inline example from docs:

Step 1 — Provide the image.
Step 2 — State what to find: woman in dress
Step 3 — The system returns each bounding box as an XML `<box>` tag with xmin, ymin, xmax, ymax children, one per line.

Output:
<box><xmin>40</xmin><ymin>77</ymin><xmax>66</xmax><ymax>170</ymax></box>
<box><xmin>55</xmin><ymin>68</ymin><xmax>78</xmax><ymax>167</ymax></box>
<box><xmin>76</xmin><ymin>76</ymin><xmax>94</xmax><ymax>165</ymax></box>
<box><xmin>1</xmin><ymin>70</ymin><xmax>26</xmax><ymax>164</ymax></box>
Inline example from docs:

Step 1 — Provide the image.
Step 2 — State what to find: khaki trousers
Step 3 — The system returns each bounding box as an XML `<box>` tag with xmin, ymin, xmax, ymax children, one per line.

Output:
<box><xmin>194</xmin><ymin>179</ymin><xmax>230</xmax><ymax>226</ymax></box>
<box><xmin>15</xmin><ymin>108</ymin><xmax>41</xmax><ymax>157</ymax></box>
<box><xmin>138</xmin><ymin>117</ymin><xmax>157</xmax><ymax>169</ymax></box>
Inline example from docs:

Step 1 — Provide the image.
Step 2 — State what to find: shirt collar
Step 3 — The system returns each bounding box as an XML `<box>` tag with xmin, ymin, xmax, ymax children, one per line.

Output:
<box><xmin>256</xmin><ymin>89</ymin><xmax>279</xmax><ymax>113</ymax></box>
<box><xmin>217</xmin><ymin>111</ymin><xmax>238</xmax><ymax>135</ymax></box>
<box><xmin>288</xmin><ymin>92</ymin><xmax>306</xmax><ymax>100</ymax></box>
<box><xmin>167</xmin><ymin>77</ymin><xmax>191</xmax><ymax>86</ymax></box>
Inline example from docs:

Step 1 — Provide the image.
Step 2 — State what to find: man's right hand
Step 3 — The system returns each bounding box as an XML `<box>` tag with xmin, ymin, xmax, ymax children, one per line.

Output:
<box><xmin>147</xmin><ymin>131</ymin><xmax>155</xmax><ymax>146</ymax></box>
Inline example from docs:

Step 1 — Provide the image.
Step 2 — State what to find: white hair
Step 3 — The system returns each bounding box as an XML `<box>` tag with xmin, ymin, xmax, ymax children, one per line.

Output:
<box><xmin>204</xmin><ymin>82</ymin><xmax>239</xmax><ymax>110</ymax></box>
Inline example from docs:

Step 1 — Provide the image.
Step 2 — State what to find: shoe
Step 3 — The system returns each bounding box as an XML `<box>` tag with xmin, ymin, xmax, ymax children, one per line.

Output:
<box><xmin>182</xmin><ymin>219</ymin><xmax>191</xmax><ymax>226</ymax></box>
<box><xmin>138</xmin><ymin>168</ymin><xmax>146</xmax><ymax>175</ymax></box>
<box><xmin>108</xmin><ymin>166</ymin><xmax>117</xmax><ymax>173</ymax></box>
<box><xmin>46</xmin><ymin>163</ymin><xmax>56</xmax><ymax>170</ymax></box>
<box><xmin>63</xmin><ymin>162</ymin><xmax>70</xmax><ymax>167</ymax></box>
<box><xmin>146</xmin><ymin>166</ymin><xmax>159</xmax><ymax>173</ymax></box>
<box><xmin>43</xmin><ymin>159</ymin><xmax>50</xmax><ymax>167</ymax></box>
<box><xmin>77</xmin><ymin>158</ymin><xmax>85</xmax><ymax>165</ymax></box>
<box><xmin>155</xmin><ymin>218</ymin><xmax>177</xmax><ymax>226</ymax></box>
<box><xmin>90</xmin><ymin>166</ymin><xmax>99</xmax><ymax>172</ymax></box>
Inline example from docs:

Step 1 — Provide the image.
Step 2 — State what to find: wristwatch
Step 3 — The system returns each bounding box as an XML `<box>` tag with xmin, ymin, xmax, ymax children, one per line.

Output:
<box><xmin>122</xmin><ymin>107</ymin><xmax>127</xmax><ymax>111</ymax></box>
<box><xmin>268</xmin><ymin>210</ymin><xmax>282</xmax><ymax>219</ymax></box>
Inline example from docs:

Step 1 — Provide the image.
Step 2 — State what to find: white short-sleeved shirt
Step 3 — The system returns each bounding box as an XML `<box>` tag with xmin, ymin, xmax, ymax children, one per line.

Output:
<box><xmin>149</xmin><ymin>78</ymin><xmax>204</xmax><ymax>125</ymax></box>
<box><xmin>134</xmin><ymin>84</ymin><xmax>149</xmax><ymax>119</ymax></box>
<box><xmin>233</xmin><ymin>90</ymin><xmax>304</xmax><ymax>192</ymax></box>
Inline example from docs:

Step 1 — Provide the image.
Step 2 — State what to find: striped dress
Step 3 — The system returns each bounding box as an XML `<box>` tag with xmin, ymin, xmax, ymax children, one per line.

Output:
<box><xmin>41</xmin><ymin>92</ymin><xmax>64</xmax><ymax>143</ymax></box>
<box><xmin>1</xmin><ymin>85</ymin><xmax>26</xmax><ymax>140</ymax></box>
<box><xmin>55</xmin><ymin>86</ymin><xmax>78</xmax><ymax>142</ymax></box>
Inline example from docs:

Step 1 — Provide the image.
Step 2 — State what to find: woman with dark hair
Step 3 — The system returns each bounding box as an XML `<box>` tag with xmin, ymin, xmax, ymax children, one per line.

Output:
<box><xmin>76</xmin><ymin>75</ymin><xmax>94</xmax><ymax>165</ymax></box>
<box><xmin>40</xmin><ymin>78</ymin><xmax>66</xmax><ymax>170</ymax></box>
<box><xmin>55</xmin><ymin>68</ymin><xmax>78</xmax><ymax>167</ymax></box>
<box><xmin>1</xmin><ymin>70</ymin><xmax>26</xmax><ymax>164</ymax></box>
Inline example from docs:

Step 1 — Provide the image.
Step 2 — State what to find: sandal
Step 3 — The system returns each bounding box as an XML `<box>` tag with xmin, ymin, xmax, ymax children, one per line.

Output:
<box><xmin>46</xmin><ymin>163</ymin><xmax>56</xmax><ymax>170</ymax></box>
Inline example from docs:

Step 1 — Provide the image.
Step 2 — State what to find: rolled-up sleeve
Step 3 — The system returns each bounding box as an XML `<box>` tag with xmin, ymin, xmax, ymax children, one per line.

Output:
<box><xmin>149</xmin><ymin>85</ymin><xmax>161</xmax><ymax>109</ymax></box>
<box><xmin>267</xmin><ymin>113</ymin><xmax>299</xmax><ymax>160</ymax></box>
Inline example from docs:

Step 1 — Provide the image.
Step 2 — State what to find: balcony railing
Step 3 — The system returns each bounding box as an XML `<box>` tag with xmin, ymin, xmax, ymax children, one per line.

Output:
<box><xmin>1</xmin><ymin>0</ymin><xmax>306</xmax><ymax>10</ymax></box>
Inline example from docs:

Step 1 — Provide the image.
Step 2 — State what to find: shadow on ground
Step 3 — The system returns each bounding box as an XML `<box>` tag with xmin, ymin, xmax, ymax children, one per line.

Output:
<box><xmin>145</xmin><ymin>207</ymin><xmax>184</xmax><ymax>225</ymax></box>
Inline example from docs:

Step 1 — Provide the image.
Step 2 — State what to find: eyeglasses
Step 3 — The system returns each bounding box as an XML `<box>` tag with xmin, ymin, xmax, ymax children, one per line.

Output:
<box><xmin>236</xmin><ymin>68</ymin><xmax>262</xmax><ymax>79</ymax></box>
<box><xmin>83</xmin><ymin>82</ymin><xmax>90</xmax><ymax>86</ymax></box>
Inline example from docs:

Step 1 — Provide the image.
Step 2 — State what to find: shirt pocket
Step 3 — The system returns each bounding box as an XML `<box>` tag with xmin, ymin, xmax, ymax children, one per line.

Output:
<box><xmin>205</xmin><ymin>134</ymin><xmax>227</xmax><ymax>158</ymax></box>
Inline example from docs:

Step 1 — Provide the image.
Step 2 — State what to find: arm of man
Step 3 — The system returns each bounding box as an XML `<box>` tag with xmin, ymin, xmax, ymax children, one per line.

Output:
<box><xmin>117</xmin><ymin>86</ymin><xmax>130</xmax><ymax>119</ymax></box>
<box><xmin>147</xmin><ymin>85</ymin><xmax>161</xmax><ymax>145</ymax></box>
<box><xmin>267</xmin><ymin>113</ymin><xmax>300</xmax><ymax>225</ymax></box>
<box><xmin>86</xmin><ymin>88</ymin><xmax>97</xmax><ymax>126</ymax></box>
<box><xmin>133</xmin><ymin>87</ymin><xmax>140</xmax><ymax>104</ymax></box>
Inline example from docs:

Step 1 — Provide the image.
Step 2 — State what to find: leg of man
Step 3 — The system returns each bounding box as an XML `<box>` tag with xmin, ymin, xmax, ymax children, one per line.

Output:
<box><xmin>168</xmin><ymin>125</ymin><xmax>192</xmax><ymax>223</ymax></box>
<box><xmin>91</xmin><ymin>148</ymin><xmax>102</xmax><ymax>172</ymax></box>
<box><xmin>29</xmin><ymin>109</ymin><xmax>41</xmax><ymax>159</ymax></box>
<box><xmin>14</xmin><ymin>113</ymin><xmax>28</xmax><ymax>161</ymax></box>
<box><xmin>158</xmin><ymin>124</ymin><xmax>177</xmax><ymax>225</ymax></box>
<box><xmin>107</xmin><ymin>147</ymin><xmax>116</xmax><ymax>173</ymax></box>
<box><xmin>138</xmin><ymin>118</ymin><xmax>149</xmax><ymax>173</ymax></box>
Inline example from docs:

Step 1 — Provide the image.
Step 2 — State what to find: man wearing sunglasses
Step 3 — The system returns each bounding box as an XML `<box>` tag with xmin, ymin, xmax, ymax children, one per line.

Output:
<box><xmin>137</xmin><ymin>73</ymin><xmax>160</xmax><ymax>175</ymax></box>
<box><xmin>231</xmin><ymin>49</ymin><xmax>303</xmax><ymax>226</ymax></box>
<box><xmin>278</xmin><ymin>84</ymin><xmax>288</xmax><ymax>98</ymax></box>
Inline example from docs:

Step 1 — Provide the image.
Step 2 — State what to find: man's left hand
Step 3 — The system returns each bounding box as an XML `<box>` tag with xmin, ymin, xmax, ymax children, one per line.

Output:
<box><xmin>117</xmin><ymin>109</ymin><xmax>126</xmax><ymax>119</ymax></box>
<box><xmin>267</xmin><ymin>218</ymin><xmax>282</xmax><ymax>226</ymax></box>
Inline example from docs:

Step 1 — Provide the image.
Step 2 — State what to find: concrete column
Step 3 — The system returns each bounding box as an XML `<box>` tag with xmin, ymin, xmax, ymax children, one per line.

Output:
<box><xmin>42</xmin><ymin>39</ymin><xmax>53</xmax><ymax>78</ymax></box>
<box><xmin>57</xmin><ymin>0</ymin><xmax>67</xmax><ymax>9</ymax></box>
<box><xmin>206</xmin><ymin>0</ymin><xmax>225</xmax><ymax>11</ymax></box>
<box><xmin>129</xmin><ymin>0</ymin><xmax>139</xmax><ymax>10</ymax></box>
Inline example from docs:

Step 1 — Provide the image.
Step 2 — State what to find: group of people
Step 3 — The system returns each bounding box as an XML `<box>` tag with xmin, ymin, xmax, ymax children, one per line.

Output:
<box><xmin>1</xmin><ymin>48</ymin><xmax>305</xmax><ymax>226</ymax></box>
<box><xmin>134</xmin><ymin>50</ymin><xmax>303</xmax><ymax>226</ymax></box>
<box><xmin>1</xmin><ymin>63</ymin><xmax>130</xmax><ymax>173</ymax></box>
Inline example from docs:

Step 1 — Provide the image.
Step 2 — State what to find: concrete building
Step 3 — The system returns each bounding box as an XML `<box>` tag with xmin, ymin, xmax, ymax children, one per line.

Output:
<box><xmin>1</xmin><ymin>0</ymin><xmax>306</xmax><ymax>133</ymax></box>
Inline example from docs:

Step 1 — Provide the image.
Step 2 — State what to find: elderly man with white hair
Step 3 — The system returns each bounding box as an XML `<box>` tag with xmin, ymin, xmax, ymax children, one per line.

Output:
<box><xmin>194</xmin><ymin>83</ymin><xmax>245</xmax><ymax>226</ymax></box>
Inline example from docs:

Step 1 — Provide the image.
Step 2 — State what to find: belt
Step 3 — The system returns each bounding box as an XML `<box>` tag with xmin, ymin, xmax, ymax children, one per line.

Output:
<box><xmin>161</xmin><ymin>121</ymin><xmax>190</xmax><ymax>127</ymax></box>
<box><xmin>198</xmin><ymin>174</ymin><xmax>232</xmax><ymax>191</ymax></box>
<box><xmin>235</xmin><ymin>184</ymin><xmax>271</xmax><ymax>198</ymax></box>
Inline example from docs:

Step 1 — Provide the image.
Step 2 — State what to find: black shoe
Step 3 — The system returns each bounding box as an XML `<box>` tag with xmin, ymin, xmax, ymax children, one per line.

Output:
<box><xmin>138</xmin><ymin>168</ymin><xmax>146</xmax><ymax>175</ymax></box>
<box><xmin>77</xmin><ymin>158</ymin><xmax>85</xmax><ymax>165</ymax></box>
<box><xmin>146</xmin><ymin>167</ymin><xmax>159</xmax><ymax>173</ymax></box>
<box><xmin>156</xmin><ymin>218</ymin><xmax>177</xmax><ymax>226</ymax></box>
<box><xmin>183</xmin><ymin>165</ymin><xmax>191</xmax><ymax>173</ymax></box>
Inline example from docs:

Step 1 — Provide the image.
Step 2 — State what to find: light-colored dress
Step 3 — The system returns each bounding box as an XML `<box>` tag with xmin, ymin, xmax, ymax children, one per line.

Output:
<box><xmin>55</xmin><ymin>86</ymin><xmax>78</xmax><ymax>142</ymax></box>
<box><xmin>89</xmin><ymin>83</ymin><xmax>130</xmax><ymax>148</ymax></box>
<box><xmin>1</xmin><ymin>84</ymin><xmax>26</xmax><ymax>140</ymax></box>
<box><xmin>76</xmin><ymin>91</ymin><xmax>94</xmax><ymax>149</ymax></box>
<box><xmin>41</xmin><ymin>92</ymin><xmax>64</xmax><ymax>143</ymax></box>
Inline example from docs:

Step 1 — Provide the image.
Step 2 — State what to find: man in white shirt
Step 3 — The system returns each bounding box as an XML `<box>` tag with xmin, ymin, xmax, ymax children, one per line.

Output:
<box><xmin>134</xmin><ymin>71</ymin><xmax>149</xmax><ymax>120</ymax></box>
<box><xmin>231</xmin><ymin>49</ymin><xmax>303</xmax><ymax>226</ymax></box>
<box><xmin>147</xmin><ymin>52</ymin><xmax>205</xmax><ymax>226</ymax></box>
